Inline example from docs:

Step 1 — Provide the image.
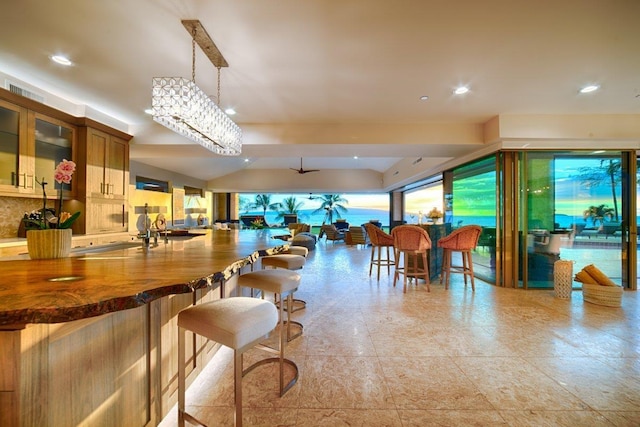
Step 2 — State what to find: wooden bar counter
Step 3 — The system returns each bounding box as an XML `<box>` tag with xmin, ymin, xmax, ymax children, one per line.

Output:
<box><xmin>0</xmin><ymin>229</ymin><xmax>285</xmax><ymax>427</ymax></box>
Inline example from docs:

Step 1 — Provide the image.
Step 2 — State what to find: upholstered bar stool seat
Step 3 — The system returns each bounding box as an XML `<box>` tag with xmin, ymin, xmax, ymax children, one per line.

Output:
<box><xmin>261</xmin><ymin>254</ymin><xmax>306</xmax><ymax>270</ymax></box>
<box><xmin>261</xmin><ymin>254</ymin><xmax>307</xmax><ymax>314</ymax></box>
<box><xmin>178</xmin><ymin>297</ymin><xmax>278</xmax><ymax>427</ymax></box>
<box><xmin>238</xmin><ymin>269</ymin><xmax>301</xmax><ymax>396</ymax></box>
<box><xmin>292</xmin><ymin>233</ymin><xmax>316</xmax><ymax>251</ymax></box>
<box><xmin>284</xmin><ymin>245</ymin><xmax>308</xmax><ymax>257</ymax></box>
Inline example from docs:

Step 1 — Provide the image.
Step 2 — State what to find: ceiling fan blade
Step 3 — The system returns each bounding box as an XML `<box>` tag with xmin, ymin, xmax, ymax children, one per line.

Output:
<box><xmin>301</xmin><ymin>169</ymin><xmax>320</xmax><ymax>173</ymax></box>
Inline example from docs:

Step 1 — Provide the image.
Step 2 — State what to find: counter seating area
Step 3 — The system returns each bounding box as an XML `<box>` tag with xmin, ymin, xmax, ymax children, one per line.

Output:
<box><xmin>0</xmin><ymin>230</ymin><xmax>293</xmax><ymax>426</ymax></box>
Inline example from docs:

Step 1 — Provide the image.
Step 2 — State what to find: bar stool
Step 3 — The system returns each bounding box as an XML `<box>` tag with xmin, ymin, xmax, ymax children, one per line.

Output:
<box><xmin>261</xmin><ymin>254</ymin><xmax>307</xmax><ymax>314</ymax></box>
<box><xmin>364</xmin><ymin>223</ymin><xmax>395</xmax><ymax>280</ymax></box>
<box><xmin>178</xmin><ymin>297</ymin><xmax>278</xmax><ymax>427</ymax></box>
<box><xmin>391</xmin><ymin>225</ymin><xmax>432</xmax><ymax>293</ymax></box>
<box><xmin>438</xmin><ymin>225</ymin><xmax>482</xmax><ymax>291</ymax></box>
<box><xmin>238</xmin><ymin>269</ymin><xmax>301</xmax><ymax>396</ymax></box>
<box><xmin>261</xmin><ymin>253</ymin><xmax>306</xmax><ymax>270</ymax></box>
<box><xmin>283</xmin><ymin>245</ymin><xmax>308</xmax><ymax>257</ymax></box>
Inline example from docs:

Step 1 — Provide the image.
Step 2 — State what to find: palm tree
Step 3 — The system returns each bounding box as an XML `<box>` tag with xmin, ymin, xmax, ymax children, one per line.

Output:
<box><xmin>274</xmin><ymin>196</ymin><xmax>305</xmax><ymax>221</ymax></box>
<box><xmin>312</xmin><ymin>194</ymin><xmax>349</xmax><ymax>224</ymax></box>
<box><xmin>578</xmin><ymin>159</ymin><xmax>621</xmax><ymax>221</ymax></box>
<box><xmin>238</xmin><ymin>195</ymin><xmax>252</xmax><ymax>214</ymax></box>
<box><xmin>248</xmin><ymin>194</ymin><xmax>279</xmax><ymax>217</ymax></box>
<box><xmin>583</xmin><ymin>204</ymin><xmax>615</xmax><ymax>227</ymax></box>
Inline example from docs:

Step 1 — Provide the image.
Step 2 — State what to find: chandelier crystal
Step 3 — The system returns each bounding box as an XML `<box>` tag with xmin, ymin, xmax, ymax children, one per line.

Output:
<box><xmin>151</xmin><ymin>20</ymin><xmax>242</xmax><ymax>156</ymax></box>
<box><xmin>151</xmin><ymin>77</ymin><xmax>242</xmax><ymax>155</ymax></box>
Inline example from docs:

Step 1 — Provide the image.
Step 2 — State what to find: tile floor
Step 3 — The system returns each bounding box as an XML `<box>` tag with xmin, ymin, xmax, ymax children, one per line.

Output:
<box><xmin>159</xmin><ymin>241</ymin><xmax>640</xmax><ymax>426</ymax></box>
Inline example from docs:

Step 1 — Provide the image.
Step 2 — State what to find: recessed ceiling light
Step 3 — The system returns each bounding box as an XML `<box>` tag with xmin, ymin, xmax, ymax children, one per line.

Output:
<box><xmin>419</xmin><ymin>95</ymin><xmax>429</xmax><ymax>101</ymax></box>
<box><xmin>453</xmin><ymin>86</ymin><xmax>469</xmax><ymax>95</ymax></box>
<box><xmin>579</xmin><ymin>85</ymin><xmax>599</xmax><ymax>94</ymax></box>
<box><xmin>244</xmin><ymin>158</ymin><xmax>250</xmax><ymax>162</ymax></box>
<box><xmin>224</xmin><ymin>108</ymin><xmax>236</xmax><ymax>115</ymax></box>
<box><xmin>144</xmin><ymin>108</ymin><xmax>153</xmax><ymax>115</ymax></box>
<box><xmin>50</xmin><ymin>55</ymin><xmax>72</xmax><ymax>66</ymax></box>
<box><xmin>353</xmin><ymin>156</ymin><xmax>358</xmax><ymax>159</ymax></box>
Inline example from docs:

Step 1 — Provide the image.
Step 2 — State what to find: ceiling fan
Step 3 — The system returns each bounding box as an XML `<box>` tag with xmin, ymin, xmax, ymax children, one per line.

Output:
<box><xmin>290</xmin><ymin>158</ymin><xmax>319</xmax><ymax>174</ymax></box>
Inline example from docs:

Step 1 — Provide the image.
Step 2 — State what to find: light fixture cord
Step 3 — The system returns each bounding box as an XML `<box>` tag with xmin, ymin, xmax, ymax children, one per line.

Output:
<box><xmin>191</xmin><ymin>27</ymin><xmax>196</xmax><ymax>83</ymax></box>
<box><xmin>216</xmin><ymin>66</ymin><xmax>221</xmax><ymax>105</ymax></box>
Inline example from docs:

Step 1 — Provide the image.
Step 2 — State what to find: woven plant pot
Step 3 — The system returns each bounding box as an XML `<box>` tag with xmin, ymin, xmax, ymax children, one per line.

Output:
<box><xmin>582</xmin><ymin>283</ymin><xmax>623</xmax><ymax>307</ymax></box>
<box><xmin>26</xmin><ymin>229</ymin><xmax>72</xmax><ymax>260</ymax></box>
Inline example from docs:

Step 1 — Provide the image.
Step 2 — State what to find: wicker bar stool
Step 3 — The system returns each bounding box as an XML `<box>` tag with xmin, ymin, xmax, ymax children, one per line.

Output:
<box><xmin>238</xmin><ymin>269</ymin><xmax>301</xmax><ymax>396</ymax></box>
<box><xmin>438</xmin><ymin>225</ymin><xmax>482</xmax><ymax>291</ymax></box>
<box><xmin>177</xmin><ymin>297</ymin><xmax>278</xmax><ymax>427</ymax></box>
<box><xmin>391</xmin><ymin>225</ymin><xmax>432</xmax><ymax>293</ymax></box>
<box><xmin>364</xmin><ymin>223</ymin><xmax>395</xmax><ymax>280</ymax></box>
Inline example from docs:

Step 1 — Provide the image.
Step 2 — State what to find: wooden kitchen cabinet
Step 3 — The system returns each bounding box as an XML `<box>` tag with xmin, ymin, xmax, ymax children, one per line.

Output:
<box><xmin>85</xmin><ymin>127</ymin><xmax>128</xmax><ymax>200</ymax></box>
<box><xmin>75</xmin><ymin>123</ymin><xmax>131</xmax><ymax>234</ymax></box>
<box><xmin>83</xmin><ymin>198</ymin><xmax>127</xmax><ymax>234</ymax></box>
<box><xmin>0</xmin><ymin>88</ymin><xmax>131</xmax><ymax>235</ymax></box>
<box><xmin>0</xmin><ymin>98</ymin><xmax>76</xmax><ymax>198</ymax></box>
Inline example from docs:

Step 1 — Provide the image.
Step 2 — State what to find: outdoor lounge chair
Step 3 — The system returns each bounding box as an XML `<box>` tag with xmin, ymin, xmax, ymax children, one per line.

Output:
<box><xmin>320</xmin><ymin>224</ymin><xmax>345</xmax><ymax>243</ymax></box>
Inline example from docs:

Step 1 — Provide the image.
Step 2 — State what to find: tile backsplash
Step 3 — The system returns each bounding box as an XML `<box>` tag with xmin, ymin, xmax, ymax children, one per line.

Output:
<box><xmin>0</xmin><ymin>197</ymin><xmax>43</xmax><ymax>238</ymax></box>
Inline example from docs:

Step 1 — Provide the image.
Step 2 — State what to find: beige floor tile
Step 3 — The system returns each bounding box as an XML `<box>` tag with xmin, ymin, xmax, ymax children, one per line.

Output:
<box><xmin>159</xmin><ymin>239</ymin><xmax>640</xmax><ymax>427</ymax></box>
<box><xmin>498</xmin><ymin>409</ymin><xmax>614</xmax><ymax>426</ymax></box>
<box><xmin>371</xmin><ymin>329</ymin><xmax>450</xmax><ymax>357</ymax></box>
<box><xmin>399</xmin><ymin>409</ymin><xmax>509</xmax><ymax>426</ymax></box>
<box><xmin>183</xmin><ymin>405</ymin><xmax>299</xmax><ymax>427</ymax></box>
<box><xmin>485</xmin><ymin>327</ymin><xmax>592</xmax><ymax>357</ymax></box>
<box><xmin>525</xmin><ymin>356</ymin><xmax>640</xmax><ymax>411</ymax></box>
<box><xmin>298</xmin><ymin>355</ymin><xmax>395</xmax><ymax>409</ymax></box>
<box><xmin>304</xmin><ymin>330</ymin><xmax>377</xmax><ymax>356</ymax></box>
<box><xmin>379</xmin><ymin>356</ymin><xmax>494</xmax><ymax>410</ymax></box>
<box><xmin>295</xmin><ymin>408</ymin><xmax>403</xmax><ymax>426</ymax></box>
<box><xmin>455</xmin><ymin>357</ymin><xmax>588</xmax><ymax>410</ymax></box>
<box><xmin>599</xmin><ymin>411</ymin><xmax>640</xmax><ymax>427</ymax></box>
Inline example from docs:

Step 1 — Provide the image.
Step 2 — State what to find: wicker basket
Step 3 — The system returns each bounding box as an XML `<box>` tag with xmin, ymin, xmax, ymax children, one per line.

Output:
<box><xmin>582</xmin><ymin>283</ymin><xmax>623</xmax><ymax>307</ymax></box>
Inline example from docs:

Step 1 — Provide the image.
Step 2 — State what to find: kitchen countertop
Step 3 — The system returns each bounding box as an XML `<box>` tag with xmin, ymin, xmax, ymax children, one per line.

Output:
<box><xmin>0</xmin><ymin>229</ymin><xmax>286</xmax><ymax>328</ymax></box>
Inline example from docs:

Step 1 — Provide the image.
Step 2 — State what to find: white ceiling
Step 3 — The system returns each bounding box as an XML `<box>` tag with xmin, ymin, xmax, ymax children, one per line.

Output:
<box><xmin>1</xmin><ymin>0</ymin><xmax>639</xmax><ymax>184</ymax></box>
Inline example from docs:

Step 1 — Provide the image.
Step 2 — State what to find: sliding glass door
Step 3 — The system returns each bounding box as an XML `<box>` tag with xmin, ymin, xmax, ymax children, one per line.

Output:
<box><xmin>518</xmin><ymin>151</ymin><xmax>625</xmax><ymax>288</ymax></box>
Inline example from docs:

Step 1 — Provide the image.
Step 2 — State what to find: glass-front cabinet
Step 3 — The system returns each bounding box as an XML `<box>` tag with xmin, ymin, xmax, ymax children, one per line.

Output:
<box><xmin>0</xmin><ymin>99</ymin><xmax>76</xmax><ymax>197</ymax></box>
<box><xmin>34</xmin><ymin>114</ymin><xmax>75</xmax><ymax>195</ymax></box>
<box><xmin>0</xmin><ymin>99</ymin><xmax>27</xmax><ymax>193</ymax></box>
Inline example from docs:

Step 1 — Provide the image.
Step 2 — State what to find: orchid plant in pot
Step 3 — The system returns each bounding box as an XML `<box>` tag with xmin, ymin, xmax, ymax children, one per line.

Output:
<box><xmin>24</xmin><ymin>159</ymin><xmax>81</xmax><ymax>259</ymax></box>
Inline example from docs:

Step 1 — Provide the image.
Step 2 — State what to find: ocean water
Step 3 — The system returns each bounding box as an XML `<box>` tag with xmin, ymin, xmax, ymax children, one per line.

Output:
<box><xmin>242</xmin><ymin>209</ymin><xmax>588</xmax><ymax>229</ymax></box>
<box><xmin>242</xmin><ymin>208</ymin><xmax>390</xmax><ymax>227</ymax></box>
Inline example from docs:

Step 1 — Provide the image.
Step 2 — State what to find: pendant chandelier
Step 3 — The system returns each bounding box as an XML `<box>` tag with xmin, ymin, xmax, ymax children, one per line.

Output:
<box><xmin>152</xmin><ymin>20</ymin><xmax>242</xmax><ymax>156</ymax></box>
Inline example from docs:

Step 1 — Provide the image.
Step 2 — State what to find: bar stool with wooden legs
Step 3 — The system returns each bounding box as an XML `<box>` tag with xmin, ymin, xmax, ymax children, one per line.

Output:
<box><xmin>238</xmin><ymin>269</ymin><xmax>301</xmax><ymax>396</ymax></box>
<box><xmin>364</xmin><ymin>223</ymin><xmax>395</xmax><ymax>280</ymax></box>
<box><xmin>178</xmin><ymin>297</ymin><xmax>278</xmax><ymax>427</ymax></box>
<box><xmin>438</xmin><ymin>225</ymin><xmax>482</xmax><ymax>291</ymax></box>
<box><xmin>391</xmin><ymin>225</ymin><xmax>432</xmax><ymax>293</ymax></box>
